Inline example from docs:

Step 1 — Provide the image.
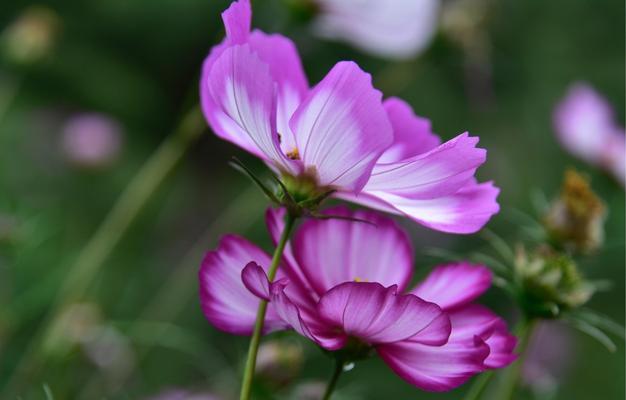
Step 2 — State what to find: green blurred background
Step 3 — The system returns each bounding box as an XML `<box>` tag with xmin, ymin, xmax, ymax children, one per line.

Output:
<box><xmin>1</xmin><ymin>0</ymin><xmax>623</xmax><ymax>399</ymax></box>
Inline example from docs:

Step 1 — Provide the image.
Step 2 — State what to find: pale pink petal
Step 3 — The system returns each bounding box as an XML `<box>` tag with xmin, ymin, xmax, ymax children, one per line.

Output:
<box><xmin>313</xmin><ymin>0</ymin><xmax>440</xmax><ymax>60</ymax></box>
<box><xmin>203</xmin><ymin>44</ymin><xmax>294</xmax><ymax>172</ymax></box>
<box><xmin>378</xmin><ymin>97</ymin><xmax>441</xmax><ymax>163</ymax></box>
<box><xmin>377</xmin><ymin>335</ymin><xmax>489</xmax><ymax>391</ymax></box>
<box><xmin>292</xmin><ymin>206</ymin><xmax>413</xmax><ymax>295</ymax></box>
<box><xmin>365</xmin><ymin>133</ymin><xmax>486</xmax><ymax>199</ymax></box>
<box><xmin>317</xmin><ymin>282</ymin><xmax>450</xmax><ymax>345</ymax></box>
<box><xmin>198</xmin><ymin>235</ymin><xmax>285</xmax><ymax>334</ymax></box>
<box><xmin>411</xmin><ymin>263</ymin><xmax>492</xmax><ymax>311</ymax></box>
<box><xmin>289</xmin><ymin>61</ymin><xmax>393</xmax><ymax>191</ymax></box>
<box><xmin>355</xmin><ymin>180</ymin><xmax>500</xmax><ymax>234</ymax></box>
<box><xmin>554</xmin><ymin>83</ymin><xmax>618</xmax><ymax>166</ymax></box>
<box><xmin>248</xmin><ymin>31</ymin><xmax>308</xmax><ymax>156</ymax></box>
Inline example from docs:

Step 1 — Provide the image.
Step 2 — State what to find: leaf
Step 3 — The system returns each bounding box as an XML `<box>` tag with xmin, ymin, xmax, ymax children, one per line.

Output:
<box><xmin>43</xmin><ymin>384</ymin><xmax>54</xmax><ymax>400</ymax></box>
<box><xmin>481</xmin><ymin>229</ymin><xmax>514</xmax><ymax>262</ymax></box>
<box><xmin>423</xmin><ymin>247</ymin><xmax>465</xmax><ymax>262</ymax></box>
<box><xmin>229</xmin><ymin>157</ymin><xmax>280</xmax><ymax>204</ymax></box>
<box><xmin>567</xmin><ymin>317</ymin><xmax>617</xmax><ymax>352</ymax></box>
<box><xmin>575</xmin><ymin>309</ymin><xmax>625</xmax><ymax>340</ymax></box>
<box><xmin>468</xmin><ymin>252</ymin><xmax>511</xmax><ymax>275</ymax></box>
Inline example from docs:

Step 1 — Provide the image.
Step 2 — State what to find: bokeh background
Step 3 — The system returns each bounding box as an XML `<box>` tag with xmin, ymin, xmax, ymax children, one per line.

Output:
<box><xmin>1</xmin><ymin>0</ymin><xmax>624</xmax><ymax>399</ymax></box>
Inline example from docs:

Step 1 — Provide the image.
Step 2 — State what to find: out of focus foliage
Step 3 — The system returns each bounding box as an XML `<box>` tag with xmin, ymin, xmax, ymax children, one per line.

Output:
<box><xmin>0</xmin><ymin>0</ymin><xmax>623</xmax><ymax>399</ymax></box>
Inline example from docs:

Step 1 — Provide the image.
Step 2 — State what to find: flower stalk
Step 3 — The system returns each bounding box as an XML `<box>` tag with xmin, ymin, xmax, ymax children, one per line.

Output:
<box><xmin>322</xmin><ymin>359</ymin><xmax>346</xmax><ymax>400</ymax></box>
<box><xmin>239</xmin><ymin>212</ymin><xmax>297</xmax><ymax>400</ymax></box>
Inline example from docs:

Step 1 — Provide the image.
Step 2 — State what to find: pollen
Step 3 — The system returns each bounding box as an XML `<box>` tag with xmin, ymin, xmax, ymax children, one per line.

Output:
<box><xmin>354</xmin><ymin>277</ymin><xmax>367</xmax><ymax>282</ymax></box>
<box><xmin>286</xmin><ymin>148</ymin><xmax>300</xmax><ymax>160</ymax></box>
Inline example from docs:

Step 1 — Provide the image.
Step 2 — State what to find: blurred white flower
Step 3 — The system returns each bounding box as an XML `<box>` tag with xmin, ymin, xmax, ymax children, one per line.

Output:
<box><xmin>554</xmin><ymin>83</ymin><xmax>625</xmax><ymax>186</ymax></box>
<box><xmin>312</xmin><ymin>0</ymin><xmax>440</xmax><ymax>59</ymax></box>
<box><xmin>61</xmin><ymin>112</ymin><xmax>123</xmax><ymax>168</ymax></box>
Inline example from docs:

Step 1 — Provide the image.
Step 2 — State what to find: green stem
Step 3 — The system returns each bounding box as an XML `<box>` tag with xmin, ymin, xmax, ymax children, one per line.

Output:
<box><xmin>3</xmin><ymin>106</ymin><xmax>204</xmax><ymax>396</ymax></box>
<box><xmin>497</xmin><ymin>318</ymin><xmax>537</xmax><ymax>400</ymax></box>
<box><xmin>322</xmin><ymin>360</ymin><xmax>345</xmax><ymax>400</ymax></box>
<box><xmin>239</xmin><ymin>213</ymin><xmax>296</xmax><ymax>400</ymax></box>
<box><xmin>462</xmin><ymin>371</ymin><xmax>494</xmax><ymax>400</ymax></box>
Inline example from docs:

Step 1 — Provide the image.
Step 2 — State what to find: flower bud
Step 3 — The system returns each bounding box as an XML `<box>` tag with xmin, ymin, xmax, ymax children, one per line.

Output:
<box><xmin>544</xmin><ymin>169</ymin><xmax>606</xmax><ymax>254</ymax></box>
<box><xmin>515</xmin><ymin>246</ymin><xmax>594</xmax><ymax>318</ymax></box>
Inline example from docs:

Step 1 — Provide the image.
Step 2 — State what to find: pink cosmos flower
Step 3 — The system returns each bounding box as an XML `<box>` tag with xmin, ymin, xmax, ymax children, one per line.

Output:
<box><xmin>312</xmin><ymin>0</ymin><xmax>440</xmax><ymax>60</ymax></box>
<box><xmin>200</xmin><ymin>0</ymin><xmax>499</xmax><ymax>234</ymax></box>
<box><xmin>199</xmin><ymin>206</ymin><xmax>516</xmax><ymax>391</ymax></box>
<box><xmin>554</xmin><ymin>83</ymin><xmax>625</xmax><ymax>186</ymax></box>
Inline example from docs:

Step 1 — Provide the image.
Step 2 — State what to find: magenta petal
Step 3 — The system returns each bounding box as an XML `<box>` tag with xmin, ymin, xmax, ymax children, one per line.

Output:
<box><xmin>317</xmin><ymin>282</ymin><xmax>450</xmax><ymax>345</ymax></box>
<box><xmin>366</xmin><ymin>133</ymin><xmax>486</xmax><ymax>199</ymax></box>
<box><xmin>377</xmin><ymin>336</ymin><xmax>489</xmax><ymax>392</ymax></box>
<box><xmin>292</xmin><ymin>206</ymin><xmax>413</xmax><ymax>295</ymax></box>
<box><xmin>221</xmin><ymin>0</ymin><xmax>251</xmax><ymax>44</ymax></box>
<box><xmin>448</xmin><ymin>305</ymin><xmax>517</xmax><ymax>369</ymax></box>
<box><xmin>198</xmin><ymin>235</ymin><xmax>285</xmax><ymax>335</ymax></box>
<box><xmin>361</xmin><ymin>180</ymin><xmax>500</xmax><ymax>234</ymax></box>
<box><xmin>289</xmin><ymin>61</ymin><xmax>393</xmax><ymax>191</ymax></box>
<box><xmin>378</xmin><ymin>97</ymin><xmax>441</xmax><ymax>163</ymax></box>
<box><xmin>412</xmin><ymin>263</ymin><xmax>492</xmax><ymax>311</ymax></box>
<box><xmin>241</xmin><ymin>262</ymin><xmax>271</xmax><ymax>301</ymax></box>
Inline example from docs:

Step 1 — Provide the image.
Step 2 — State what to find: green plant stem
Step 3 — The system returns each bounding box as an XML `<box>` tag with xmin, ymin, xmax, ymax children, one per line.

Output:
<box><xmin>322</xmin><ymin>360</ymin><xmax>345</xmax><ymax>400</ymax></box>
<box><xmin>239</xmin><ymin>212</ymin><xmax>296</xmax><ymax>400</ymax></box>
<box><xmin>3</xmin><ymin>106</ymin><xmax>204</xmax><ymax>396</ymax></box>
<box><xmin>497</xmin><ymin>318</ymin><xmax>538</xmax><ymax>400</ymax></box>
<box><xmin>462</xmin><ymin>371</ymin><xmax>494</xmax><ymax>400</ymax></box>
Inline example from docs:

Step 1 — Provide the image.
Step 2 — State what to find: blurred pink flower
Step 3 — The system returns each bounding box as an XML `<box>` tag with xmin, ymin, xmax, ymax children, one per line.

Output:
<box><xmin>61</xmin><ymin>112</ymin><xmax>122</xmax><ymax>168</ymax></box>
<box><xmin>554</xmin><ymin>83</ymin><xmax>625</xmax><ymax>186</ymax></box>
<box><xmin>312</xmin><ymin>0</ymin><xmax>440</xmax><ymax>59</ymax></box>
<box><xmin>199</xmin><ymin>206</ymin><xmax>516</xmax><ymax>391</ymax></box>
<box><xmin>201</xmin><ymin>0</ymin><xmax>499</xmax><ymax>234</ymax></box>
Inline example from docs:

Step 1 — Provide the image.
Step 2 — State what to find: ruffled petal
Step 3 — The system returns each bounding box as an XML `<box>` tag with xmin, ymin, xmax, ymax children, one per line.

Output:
<box><xmin>198</xmin><ymin>235</ymin><xmax>285</xmax><ymax>334</ymax></box>
<box><xmin>354</xmin><ymin>180</ymin><xmax>500</xmax><ymax>234</ymax></box>
<box><xmin>378</xmin><ymin>97</ymin><xmax>441</xmax><ymax>163</ymax></box>
<box><xmin>221</xmin><ymin>0</ymin><xmax>251</xmax><ymax>44</ymax></box>
<box><xmin>317</xmin><ymin>282</ymin><xmax>450</xmax><ymax>345</ymax></box>
<box><xmin>292</xmin><ymin>206</ymin><xmax>414</xmax><ymax>295</ymax></box>
<box><xmin>377</xmin><ymin>335</ymin><xmax>489</xmax><ymax>392</ymax></box>
<box><xmin>447</xmin><ymin>305</ymin><xmax>518</xmax><ymax>369</ymax></box>
<box><xmin>365</xmin><ymin>133</ymin><xmax>486</xmax><ymax>199</ymax></box>
<box><xmin>289</xmin><ymin>61</ymin><xmax>393</xmax><ymax>191</ymax></box>
<box><xmin>411</xmin><ymin>263</ymin><xmax>493</xmax><ymax>311</ymax></box>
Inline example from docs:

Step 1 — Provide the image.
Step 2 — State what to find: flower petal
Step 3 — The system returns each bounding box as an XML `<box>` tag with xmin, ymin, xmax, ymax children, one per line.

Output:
<box><xmin>312</xmin><ymin>0</ymin><xmax>440</xmax><ymax>60</ymax></box>
<box><xmin>377</xmin><ymin>335</ymin><xmax>489</xmax><ymax>391</ymax></box>
<box><xmin>354</xmin><ymin>180</ymin><xmax>500</xmax><ymax>234</ymax></box>
<box><xmin>203</xmin><ymin>44</ymin><xmax>294</xmax><ymax>171</ymax></box>
<box><xmin>248</xmin><ymin>31</ymin><xmax>308</xmax><ymax>156</ymax></box>
<box><xmin>366</xmin><ymin>133</ymin><xmax>486</xmax><ymax>199</ymax></box>
<box><xmin>292</xmin><ymin>206</ymin><xmax>414</xmax><ymax>295</ymax></box>
<box><xmin>378</xmin><ymin>97</ymin><xmax>441</xmax><ymax>163</ymax></box>
<box><xmin>447</xmin><ymin>305</ymin><xmax>518</xmax><ymax>369</ymax></box>
<box><xmin>198</xmin><ymin>235</ymin><xmax>286</xmax><ymax>334</ymax></box>
<box><xmin>411</xmin><ymin>263</ymin><xmax>492</xmax><ymax>311</ymax></box>
<box><xmin>289</xmin><ymin>61</ymin><xmax>393</xmax><ymax>191</ymax></box>
<box><xmin>221</xmin><ymin>0</ymin><xmax>251</xmax><ymax>44</ymax></box>
<box><xmin>317</xmin><ymin>282</ymin><xmax>450</xmax><ymax>345</ymax></box>
<box><xmin>241</xmin><ymin>261</ymin><xmax>272</xmax><ymax>301</ymax></box>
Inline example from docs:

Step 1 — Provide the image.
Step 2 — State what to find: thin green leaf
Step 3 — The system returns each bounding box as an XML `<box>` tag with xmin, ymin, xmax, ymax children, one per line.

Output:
<box><xmin>229</xmin><ymin>157</ymin><xmax>279</xmax><ymax>204</ymax></box>
<box><xmin>423</xmin><ymin>247</ymin><xmax>464</xmax><ymax>262</ymax></box>
<box><xmin>567</xmin><ymin>317</ymin><xmax>617</xmax><ymax>352</ymax></box>
<box><xmin>468</xmin><ymin>252</ymin><xmax>511</xmax><ymax>275</ymax></box>
<box><xmin>481</xmin><ymin>229</ymin><xmax>514</xmax><ymax>262</ymax></box>
<box><xmin>43</xmin><ymin>384</ymin><xmax>54</xmax><ymax>400</ymax></box>
<box><xmin>575</xmin><ymin>309</ymin><xmax>625</xmax><ymax>340</ymax></box>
